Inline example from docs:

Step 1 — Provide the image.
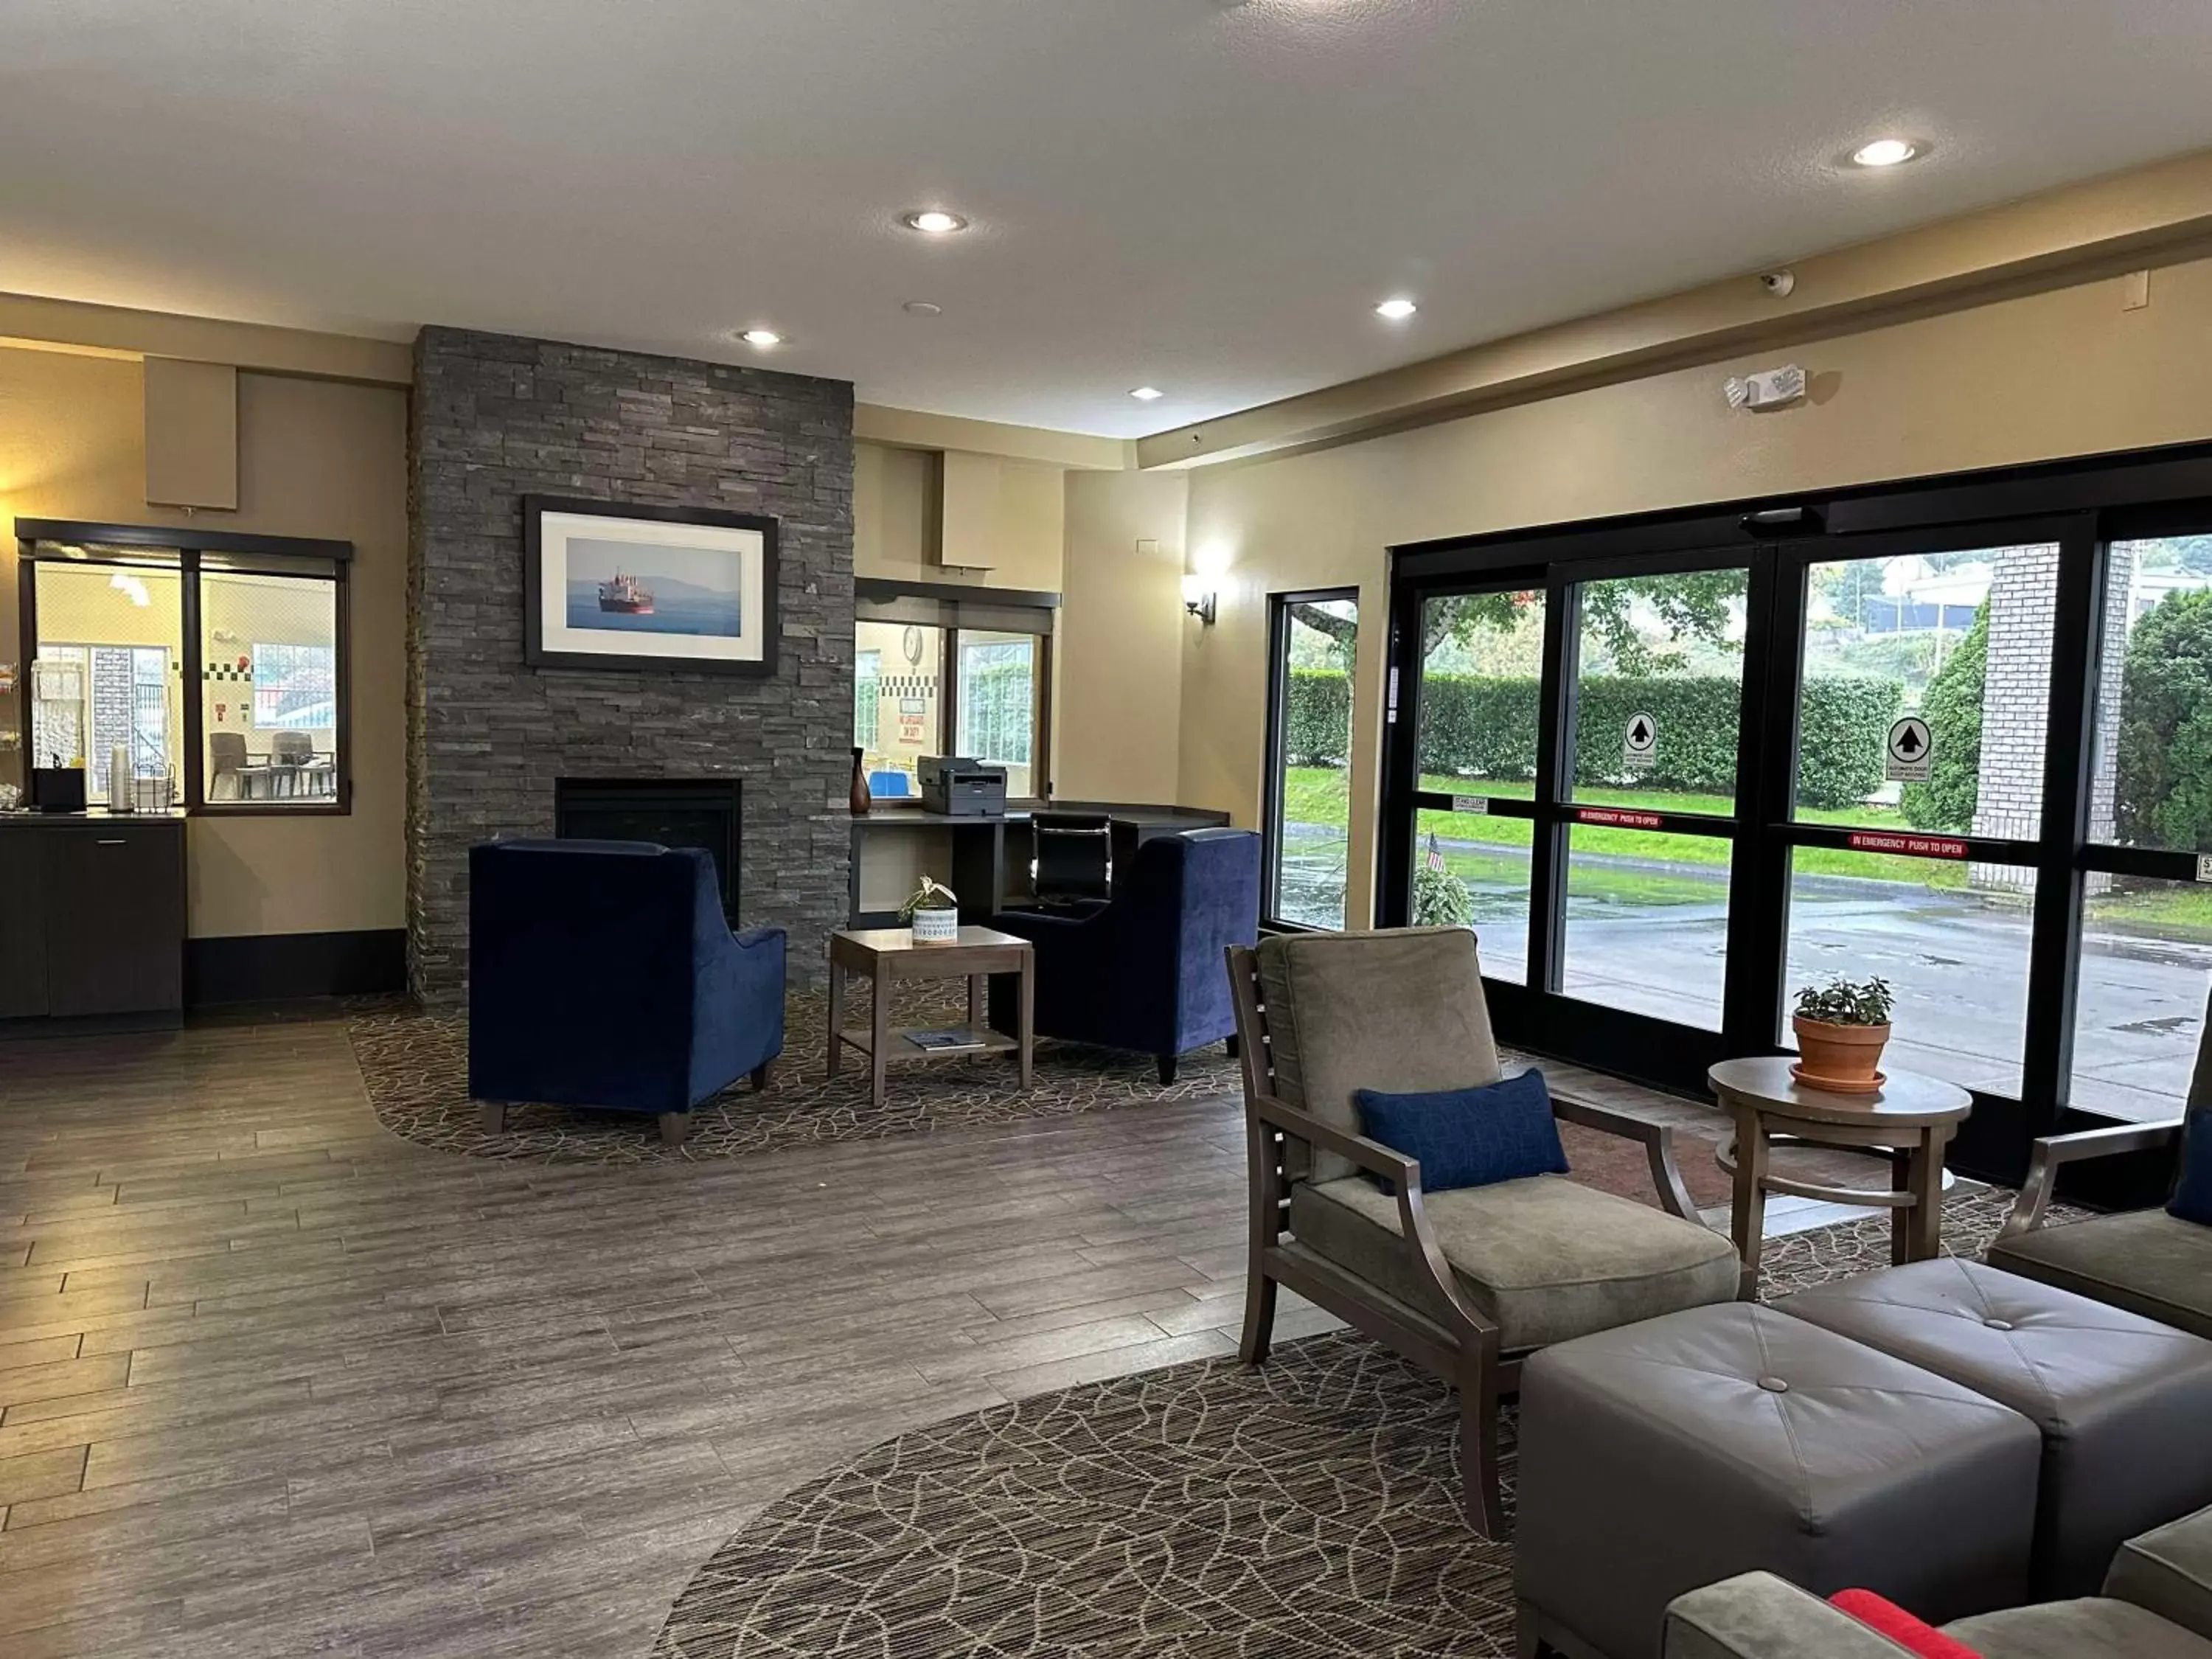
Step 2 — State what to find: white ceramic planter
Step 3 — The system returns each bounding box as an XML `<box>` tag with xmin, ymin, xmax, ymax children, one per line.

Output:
<box><xmin>909</xmin><ymin>908</ymin><xmax>959</xmax><ymax>945</ymax></box>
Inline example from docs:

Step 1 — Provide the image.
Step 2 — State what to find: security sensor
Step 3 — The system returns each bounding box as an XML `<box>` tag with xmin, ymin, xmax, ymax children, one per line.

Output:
<box><xmin>1759</xmin><ymin>269</ymin><xmax>1796</xmax><ymax>299</ymax></box>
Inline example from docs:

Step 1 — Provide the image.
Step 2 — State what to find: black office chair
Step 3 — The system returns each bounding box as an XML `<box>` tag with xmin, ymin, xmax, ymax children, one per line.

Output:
<box><xmin>1031</xmin><ymin>812</ymin><xmax>1113</xmax><ymax>904</ymax></box>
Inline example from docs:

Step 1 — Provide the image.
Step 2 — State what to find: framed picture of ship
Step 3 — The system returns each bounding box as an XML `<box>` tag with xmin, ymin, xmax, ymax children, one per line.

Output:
<box><xmin>521</xmin><ymin>496</ymin><xmax>779</xmax><ymax>675</ymax></box>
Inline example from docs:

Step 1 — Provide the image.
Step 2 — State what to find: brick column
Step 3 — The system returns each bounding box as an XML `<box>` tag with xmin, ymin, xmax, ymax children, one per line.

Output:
<box><xmin>1969</xmin><ymin>546</ymin><xmax>2059</xmax><ymax>891</ymax></box>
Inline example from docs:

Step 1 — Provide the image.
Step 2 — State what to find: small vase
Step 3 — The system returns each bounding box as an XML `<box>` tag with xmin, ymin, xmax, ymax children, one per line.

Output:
<box><xmin>1791</xmin><ymin>1017</ymin><xmax>1891</xmax><ymax>1094</ymax></box>
<box><xmin>849</xmin><ymin>747</ymin><xmax>871</xmax><ymax>815</ymax></box>
<box><xmin>910</xmin><ymin>907</ymin><xmax>959</xmax><ymax>945</ymax></box>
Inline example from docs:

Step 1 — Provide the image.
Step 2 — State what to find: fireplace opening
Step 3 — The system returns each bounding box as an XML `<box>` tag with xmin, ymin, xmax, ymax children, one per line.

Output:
<box><xmin>553</xmin><ymin>778</ymin><xmax>741</xmax><ymax>925</ymax></box>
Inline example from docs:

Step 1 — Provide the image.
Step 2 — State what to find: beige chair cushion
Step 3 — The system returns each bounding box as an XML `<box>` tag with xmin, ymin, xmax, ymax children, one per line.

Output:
<box><xmin>1256</xmin><ymin>928</ymin><xmax>1499</xmax><ymax>1181</ymax></box>
<box><xmin>1288</xmin><ymin>1172</ymin><xmax>1740</xmax><ymax>1350</ymax></box>
<box><xmin>1944</xmin><ymin>1599</ymin><xmax>2212</xmax><ymax>1659</ymax></box>
<box><xmin>1987</xmin><ymin>1210</ymin><xmax>2212</xmax><ymax>1340</ymax></box>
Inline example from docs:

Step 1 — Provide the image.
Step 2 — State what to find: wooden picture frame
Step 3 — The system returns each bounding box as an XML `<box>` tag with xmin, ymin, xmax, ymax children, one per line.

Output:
<box><xmin>522</xmin><ymin>495</ymin><xmax>780</xmax><ymax>676</ymax></box>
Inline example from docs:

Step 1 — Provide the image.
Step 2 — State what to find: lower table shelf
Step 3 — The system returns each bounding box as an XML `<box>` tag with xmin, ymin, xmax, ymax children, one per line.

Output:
<box><xmin>835</xmin><ymin>1024</ymin><xmax>1019</xmax><ymax>1064</ymax></box>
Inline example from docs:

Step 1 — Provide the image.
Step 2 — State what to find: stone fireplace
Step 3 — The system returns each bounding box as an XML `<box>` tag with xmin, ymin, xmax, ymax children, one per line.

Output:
<box><xmin>406</xmin><ymin>326</ymin><xmax>854</xmax><ymax>1002</ymax></box>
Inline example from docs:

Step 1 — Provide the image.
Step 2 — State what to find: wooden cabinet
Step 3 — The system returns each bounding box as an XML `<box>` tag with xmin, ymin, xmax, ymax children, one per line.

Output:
<box><xmin>0</xmin><ymin>815</ymin><xmax>185</xmax><ymax>1026</ymax></box>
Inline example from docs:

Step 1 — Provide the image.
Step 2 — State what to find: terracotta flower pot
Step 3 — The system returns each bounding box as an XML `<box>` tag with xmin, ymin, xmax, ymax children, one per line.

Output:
<box><xmin>1791</xmin><ymin>1016</ymin><xmax>1891</xmax><ymax>1094</ymax></box>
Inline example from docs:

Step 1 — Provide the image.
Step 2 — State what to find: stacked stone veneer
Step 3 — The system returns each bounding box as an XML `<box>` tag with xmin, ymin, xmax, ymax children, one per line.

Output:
<box><xmin>406</xmin><ymin>327</ymin><xmax>855</xmax><ymax>1003</ymax></box>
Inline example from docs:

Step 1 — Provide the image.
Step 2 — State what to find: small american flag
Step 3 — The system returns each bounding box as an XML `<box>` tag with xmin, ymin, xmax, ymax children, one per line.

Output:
<box><xmin>1425</xmin><ymin>832</ymin><xmax>1447</xmax><ymax>874</ymax></box>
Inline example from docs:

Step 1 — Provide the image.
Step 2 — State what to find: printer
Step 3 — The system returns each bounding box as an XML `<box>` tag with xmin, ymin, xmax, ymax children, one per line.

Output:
<box><xmin>919</xmin><ymin>756</ymin><xmax>1007</xmax><ymax>817</ymax></box>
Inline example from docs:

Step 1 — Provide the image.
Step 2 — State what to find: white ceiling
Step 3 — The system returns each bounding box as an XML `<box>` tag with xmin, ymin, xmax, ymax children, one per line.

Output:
<box><xmin>6</xmin><ymin>0</ymin><xmax>2212</xmax><ymax>439</ymax></box>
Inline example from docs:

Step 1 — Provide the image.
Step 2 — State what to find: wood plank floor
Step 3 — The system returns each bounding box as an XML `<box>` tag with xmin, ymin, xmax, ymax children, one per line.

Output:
<box><xmin>0</xmin><ymin>1012</ymin><xmax>1356</xmax><ymax>1658</ymax></box>
<box><xmin>0</xmin><ymin>1011</ymin><xmax>1875</xmax><ymax>1658</ymax></box>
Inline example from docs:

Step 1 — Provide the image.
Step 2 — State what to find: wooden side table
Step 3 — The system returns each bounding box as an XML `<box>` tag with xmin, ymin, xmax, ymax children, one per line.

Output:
<box><xmin>827</xmin><ymin>925</ymin><xmax>1034</xmax><ymax>1109</ymax></box>
<box><xmin>1708</xmin><ymin>1057</ymin><xmax>1973</xmax><ymax>1290</ymax></box>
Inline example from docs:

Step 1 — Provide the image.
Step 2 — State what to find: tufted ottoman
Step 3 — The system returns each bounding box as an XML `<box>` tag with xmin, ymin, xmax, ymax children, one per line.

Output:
<box><xmin>1514</xmin><ymin>1301</ymin><xmax>2040</xmax><ymax>1659</ymax></box>
<box><xmin>1775</xmin><ymin>1256</ymin><xmax>2212</xmax><ymax>1599</ymax></box>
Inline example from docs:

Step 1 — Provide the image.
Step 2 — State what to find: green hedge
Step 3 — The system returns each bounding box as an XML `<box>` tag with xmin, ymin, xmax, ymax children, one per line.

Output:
<box><xmin>1287</xmin><ymin>669</ymin><xmax>1902</xmax><ymax>809</ymax></box>
<box><xmin>1285</xmin><ymin>668</ymin><xmax>1354</xmax><ymax>765</ymax></box>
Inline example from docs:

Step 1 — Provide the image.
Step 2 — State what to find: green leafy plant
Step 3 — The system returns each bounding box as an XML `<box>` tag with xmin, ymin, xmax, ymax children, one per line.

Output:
<box><xmin>2115</xmin><ymin>588</ymin><xmax>2212</xmax><ymax>852</ymax></box>
<box><xmin>1899</xmin><ymin>599</ymin><xmax>1987</xmax><ymax>833</ymax></box>
<box><xmin>1793</xmin><ymin>975</ymin><xmax>1894</xmax><ymax>1028</ymax></box>
<box><xmin>898</xmin><ymin>875</ymin><xmax>958</xmax><ymax>922</ymax></box>
<box><xmin>1411</xmin><ymin>839</ymin><xmax>1475</xmax><ymax>928</ymax></box>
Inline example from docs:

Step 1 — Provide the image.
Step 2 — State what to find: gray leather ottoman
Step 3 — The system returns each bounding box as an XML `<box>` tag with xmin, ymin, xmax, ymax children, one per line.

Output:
<box><xmin>1776</xmin><ymin>1256</ymin><xmax>2212</xmax><ymax>1599</ymax></box>
<box><xmin>1517</xmin><ymin>1302</ymin><xmax>2040</xmax><ymax>1659</ymax></box>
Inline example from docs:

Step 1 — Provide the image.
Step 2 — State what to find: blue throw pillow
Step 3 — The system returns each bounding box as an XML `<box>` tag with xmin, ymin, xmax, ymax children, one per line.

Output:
<box><xmin>1354</xmin><ymin>1070</ymin><xmax>1570</xmax><ymax>1196</ymax></box>
<box><xmin>2170</xmin><ymin>1110</ymin><xmax>2212</xmax><ymax>1227</ymax></box>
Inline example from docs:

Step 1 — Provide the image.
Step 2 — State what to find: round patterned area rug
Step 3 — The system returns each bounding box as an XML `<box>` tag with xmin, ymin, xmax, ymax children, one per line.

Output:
<box><xmin>653</xmin><ymin>1192</ymin><xmax>2044</xmax><ymax>1659</ymax></box>
<box><xmin>347</xmin><ymin>982</ymin><xmax>1242</xmax><ymax>1163</ymax></box>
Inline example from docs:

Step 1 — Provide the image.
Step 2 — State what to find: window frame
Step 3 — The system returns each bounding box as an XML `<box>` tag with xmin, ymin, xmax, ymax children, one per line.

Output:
<box><xmin>1261</xmin><ymin>586</ymin><xmax>1360</xmax><ymax>932</ymax></box>
<box><xmin>1377</xmin><ymin>440</ymin><xmax>2212</xmax><ymax>1190</ymax></box>
<box><xmin>15</xmin><ymin>519</ymin><xmax>354</xmax><ymax>818</ymax></box>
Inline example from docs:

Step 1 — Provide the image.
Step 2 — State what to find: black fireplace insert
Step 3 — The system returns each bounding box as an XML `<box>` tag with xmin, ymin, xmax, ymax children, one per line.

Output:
<box><xmin>552</xmin><ymin>778</ymin><xmax>741</xmax><ymax>925</ymax></box>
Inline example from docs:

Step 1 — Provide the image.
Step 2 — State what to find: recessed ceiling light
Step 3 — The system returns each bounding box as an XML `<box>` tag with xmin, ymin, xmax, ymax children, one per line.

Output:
<box><xmin>1850</xmin><ymin>138</ymin><xmax>1921</xmax><ymax>168</ymax></box>
<box><xmin>1130</xmin><ymin>386</ymin><xmax>1164</xmax><ymax>401</ymax></box>
<box><xmin>902</xmin><ymin>300</ymin><xmax>943</xmax><ymax>316</ymax></box>
<box><xmin>1375</xmin><ymin>297</ymin><xmax>1419</xmax><ymax>321</ymax></box>
<box><xmin>902</xmin><ymin>209</ymin><xmax>969</xmax><ymax>235</ymax></box>
<box><xmin>737</xmin><ymin>327</ymin><xmax>782</xmax><ymax>347</ymax></box>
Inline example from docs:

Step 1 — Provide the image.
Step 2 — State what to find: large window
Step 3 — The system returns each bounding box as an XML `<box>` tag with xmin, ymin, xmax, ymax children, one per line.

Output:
<box><xmin>21</xmin><ymin>532</ymin><xmax>348</xmax><ymax>813</ymax></box>
<box><xmin>1377</xmin><ymin>451</ymin><xmax>2212</xmax><ymax>1183</ymax></box>
<box><xmin>1408</xmin><ymin>588</ymin><xmax>1545</xmax><ymax>981</ymax></box>
<box><xmin>1264</xmin><ymin>591</ymin><xmax>1357</xmax><ymax>930</ymax></box>
<box><xmin>851</xmin><ymin>586</ymin><xmax>1052</xmax><ymax>804</ymax></box>
<box><xmin>2070</xmin><ymin>535</ymin><xmax>2212</xmax><ymax>1121</ymax></box>
<box><xmin>1556</xmin><ymin>568</ymin><xmax>1747</xmax><ymax>1029</ymax></box>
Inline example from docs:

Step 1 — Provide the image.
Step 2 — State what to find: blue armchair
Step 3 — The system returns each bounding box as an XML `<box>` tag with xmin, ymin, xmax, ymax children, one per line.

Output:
<box><xmin>990</xmin><ymin>827</ymin><xmax>1261</xmax><ymax>1082</ymax></box>
<box><xmin>468</xmin><ymin>839</ymin><xmax>785</xmax><ymax>1145</ymax></box>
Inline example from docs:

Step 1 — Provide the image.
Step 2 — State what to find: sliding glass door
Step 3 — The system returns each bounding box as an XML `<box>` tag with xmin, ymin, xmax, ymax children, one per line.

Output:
<box><xmin>1380</xmin><ymin>448</ymin><xmax>2212</xmax><ymax>1184</ymax></box>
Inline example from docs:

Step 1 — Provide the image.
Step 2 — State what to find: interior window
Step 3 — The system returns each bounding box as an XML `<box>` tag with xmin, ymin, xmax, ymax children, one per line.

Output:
<box><xmin>956</xmin><ymin>630</ymin><xmax>1039</xmax><ymax>799</ymax></box>
<box><xmin>201</xmin><ymin>571</ymin><xmax>341</xmax><ymax>805</ymax></box>
<box><xmin>29</xmin><ymin>563</ymin><xmax>184</xmax><ymax>804</ymax></box>
<box><xmin>854</xmin><ymin>619</ymin><xmax>942</xmax><ymax>799</ymax></box>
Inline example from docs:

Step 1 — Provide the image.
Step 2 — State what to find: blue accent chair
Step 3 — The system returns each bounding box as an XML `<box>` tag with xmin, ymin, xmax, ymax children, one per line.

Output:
<box><xmin>468</xmin><ymin>839</ymin><xmax>785</xmax><ymax>1146</ymax></box>
<box><xmin>989</xmin><ymin>827</ymin><xmax>1261</xmax><ymax>1083</ymax></box>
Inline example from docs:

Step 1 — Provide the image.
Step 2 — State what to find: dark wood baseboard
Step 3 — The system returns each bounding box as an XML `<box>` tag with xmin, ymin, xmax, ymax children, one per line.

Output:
<box><xmin>0</xmin><ymin>1009</ymin><xmax>183</xmax><ymax>1041</ymax></box>
<box><xmin>186</xmin><ymin>929</ymin><xmax>406</xmax><ymax>1006</ymax></box>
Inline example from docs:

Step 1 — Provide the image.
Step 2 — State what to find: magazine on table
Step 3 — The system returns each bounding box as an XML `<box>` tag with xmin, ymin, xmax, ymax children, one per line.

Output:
<box><xmin>908</xmin><ymin>1028</ymin><xmax>990</xmax><ymax>1052</ymax></box>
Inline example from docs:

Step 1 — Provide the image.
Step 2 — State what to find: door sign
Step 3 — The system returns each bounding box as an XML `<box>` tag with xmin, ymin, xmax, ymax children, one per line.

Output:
<box><xmin>1622</xmin><ymin>712</ymin><xmax>1658</xmax><ymax>773</ymax></box>
<box><xmin>1450</xmin><ymin>795</ymin><xmax>1489</xmax><ymax>815</ymax></box>
<box><xmin>1885</xmin><ymin>717</ymin><xmax>1933</xmax><ymax>784</ymax></box>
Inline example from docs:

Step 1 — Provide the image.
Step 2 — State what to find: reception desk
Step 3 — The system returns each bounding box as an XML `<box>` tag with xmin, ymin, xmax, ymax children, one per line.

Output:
<box><xmin>847</xmin><ymin>802</ymin><xmax>1231</xmax><ymax>928</ymax></box>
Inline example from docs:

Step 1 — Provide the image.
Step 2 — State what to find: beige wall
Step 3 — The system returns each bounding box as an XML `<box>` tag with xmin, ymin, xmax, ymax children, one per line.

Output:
<box><xmin>853</xmin><ymin>441</ymin><xmax>1067</xmax><ymax>593</ymax></box>
<box><xmin>1057</xmin><ymin>470</ymin><xmax>1189</xmax><ymax>804</ymax></box>
<box><xmin>0</xmin><ymin>345</ymin><xmax>407</xmax><ymax>939</ymax></box>
<box><xmin>1180</xmin><ymin>253</ymin><xmax>2212</xmax><ymax>928</ymax></box>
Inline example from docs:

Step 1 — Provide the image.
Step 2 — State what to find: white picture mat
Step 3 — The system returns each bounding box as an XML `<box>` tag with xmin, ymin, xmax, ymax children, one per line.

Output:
<box><xmin>538</xmin><ymin>510</ymin><xmax>768</xmax><ymax>662</ymax></box>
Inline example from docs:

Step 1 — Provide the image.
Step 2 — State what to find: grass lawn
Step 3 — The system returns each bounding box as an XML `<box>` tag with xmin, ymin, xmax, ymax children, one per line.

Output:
<box><xmin>1283</xmin><ymin>768</ymin><xmax>1970</xmax><ymax>908</ymax></box>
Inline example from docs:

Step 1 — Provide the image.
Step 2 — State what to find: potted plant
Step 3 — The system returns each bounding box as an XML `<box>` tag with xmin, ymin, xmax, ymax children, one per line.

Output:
<box><xmin>900</xmin><ymin>875</ymin><xmax>960</xmax><ymax>945</ymax></box>
<box><xmin>1791</xmin><ymin>975</ymin><xmax>1894</xmax><ymax>1093</ymax></box>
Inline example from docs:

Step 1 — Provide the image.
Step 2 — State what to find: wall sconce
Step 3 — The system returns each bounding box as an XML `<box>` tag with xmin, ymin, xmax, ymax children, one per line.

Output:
<box><xmin>1181</xmin><ymin>574</ymin><xmax>1217</xmax><ymax>626</ymax></box>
